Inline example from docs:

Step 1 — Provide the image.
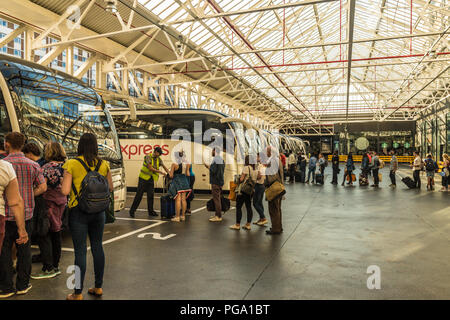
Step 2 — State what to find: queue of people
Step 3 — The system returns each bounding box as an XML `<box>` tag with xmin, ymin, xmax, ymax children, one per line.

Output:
<box><xmin>130</xmin><ymin>145</ymin><xmax>285</xmax><ymax>235</ymax></box>
<box><xmin>203</xmin><ymin>146</ymin><xmax>283</xmax><ymax>234</ymax></box>
<box><xmin>282</xmin><ymin>149</ymin><xmax>449</xmax><ymax>191</ymax></box>
<box><xmin>0</xmin><ymin>132</ymin><xmax>112</xmax><ymax>300</ymax></box>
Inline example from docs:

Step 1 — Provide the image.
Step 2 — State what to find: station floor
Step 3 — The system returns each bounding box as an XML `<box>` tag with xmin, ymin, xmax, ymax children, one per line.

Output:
<box><xmin>9</xmin><ymin>166</ymin><xmax>450</xmax><ymax>300</ymax></box>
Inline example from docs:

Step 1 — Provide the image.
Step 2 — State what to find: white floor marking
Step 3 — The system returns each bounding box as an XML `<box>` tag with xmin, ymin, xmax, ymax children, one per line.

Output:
<box><xmin>126</xmin><ymin>193</ymin><xmax>211</xmax><ymax>201</ymax></box>
<box><xmin>137</xmin><ymin>232</ymin><xmax>176</xmax><ymax>240</ymax></box>
<box><xmin>101</xmin><ymin>221</ymin><xmax>166</xmax><ymax>247</ymax></box>
<box><xmin>116</xmin><ymin>217</ymin><xmax>159</xmax><ymax>222</ymax></box>
<box><xmin>191</xmin><ymin>206</ymin><xmax>206</xmax><ymax>214</ymax></box>
<box><xmin>32</xmin><ymin>245</ymin><xmax>74</xmax><ymax>253</ymax></box>
<box><xmin>33</xmin><ymin>220</ymin><xmax>168</xmax><ymax>252</ymax></box>
<box><xmin>124</xmin><ymin>208</ymin><xmax>160</xmax><ymax>212</ymax></box>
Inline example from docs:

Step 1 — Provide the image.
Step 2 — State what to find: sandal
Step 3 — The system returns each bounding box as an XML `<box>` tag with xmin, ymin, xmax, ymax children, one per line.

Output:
<box><xmin>180</xmin><ymin>216</ymin><xmax>186</xmax><ymax>221</ymax></box>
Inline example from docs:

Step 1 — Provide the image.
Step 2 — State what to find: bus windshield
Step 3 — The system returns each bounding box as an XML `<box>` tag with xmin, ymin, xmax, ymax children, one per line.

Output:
<box><xmin>3</xmin><ymin>67</ymin><xmax>122</xmax><ymax>163</ymax></box>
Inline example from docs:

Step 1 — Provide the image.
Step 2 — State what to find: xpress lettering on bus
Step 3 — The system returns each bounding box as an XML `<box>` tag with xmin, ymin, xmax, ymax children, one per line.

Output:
<box><xmin>121</xmin><ymin>144</ymin><xmax>170</xmax><ymax>159</ymax></box>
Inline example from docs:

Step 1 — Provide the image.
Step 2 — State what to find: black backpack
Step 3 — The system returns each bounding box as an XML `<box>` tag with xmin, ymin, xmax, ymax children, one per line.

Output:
<box><xmin>72</xmin><ymin>158</ymin><xmax>110</xmax><ymax>214</ymax></box>
<box><xmin>425</xmin><ymin>159</ymin><xmax>436</xmax><ymax>172</ymax></box>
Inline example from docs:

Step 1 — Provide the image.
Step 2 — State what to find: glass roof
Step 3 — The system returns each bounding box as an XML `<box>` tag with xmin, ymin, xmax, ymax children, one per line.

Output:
<box><xmin>137</xmin><ymin>0</ymin><xmax>450</xmax><ymax>125</ymax></box>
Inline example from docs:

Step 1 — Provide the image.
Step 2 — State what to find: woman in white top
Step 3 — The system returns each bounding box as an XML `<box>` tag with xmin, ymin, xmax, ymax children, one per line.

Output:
<box><xmin>411</xmin><ymin>151</ymin><xmax>422</xmax><ymax>189</ymax></box>
<box><xmin>0</xmin><ymin>160</ymin><xmax>27</xmax><ymax>259</ymax></box>
<box><xmin>230</xmin><ymin>155</ymin><xmax>259</xmax><ymax>231</ymax></box>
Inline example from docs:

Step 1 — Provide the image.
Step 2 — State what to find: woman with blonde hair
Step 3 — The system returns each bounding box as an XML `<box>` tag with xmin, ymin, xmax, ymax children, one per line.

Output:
<box><xmin>31</xmin><ymin>142</ymin><xmax>68</xmax><ymax>280</ymax></box>
<box><xmin>441</xmin><ymin>153</ymin><xmax>449</xmax><ymax>192</ymax></box>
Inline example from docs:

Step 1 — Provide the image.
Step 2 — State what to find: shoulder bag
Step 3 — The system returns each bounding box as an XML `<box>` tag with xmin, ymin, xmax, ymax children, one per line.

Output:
<box><xmin>265</xmin><ymin>169</ymin><xmax>286</xmax><ymax>202</ymax></box>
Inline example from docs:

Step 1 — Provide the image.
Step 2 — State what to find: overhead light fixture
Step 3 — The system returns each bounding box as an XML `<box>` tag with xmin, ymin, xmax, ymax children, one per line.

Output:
<box><xmin>105</xmin><ymin>0</ymin><xmax>118</xmax><ymax>13</ymax></box>
<box><xmin>175</xmin><ymin>35</ymin><xmax>184</xmax><ymax>56</ymax></box>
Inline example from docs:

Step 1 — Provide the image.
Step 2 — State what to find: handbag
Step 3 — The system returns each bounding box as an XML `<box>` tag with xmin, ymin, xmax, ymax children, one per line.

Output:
<box><xmin>228</xmin><ymin>181</ymin><xmax>237</xmax><ymax>201</ymax></box>
<box><xmin>206</xmin><ymin>197</ymin><xmax>230</xmax><ymax>212</ymax></box>
<box><xmin>240</xmin><ymin>168</ymin><xmax>256</xmax><ymax>196</ymax></box>
<box><xmin>265</xmin><ymin>181</ymin><xmax>286</xmax><ymax>202</ymax></box>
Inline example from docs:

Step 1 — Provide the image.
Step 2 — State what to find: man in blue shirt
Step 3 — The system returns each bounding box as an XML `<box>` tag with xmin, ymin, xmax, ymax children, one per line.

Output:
<box><xmin>306</xmin><ymin>154</ymin><xmax>317</xmax><ymax>184</ymax></box>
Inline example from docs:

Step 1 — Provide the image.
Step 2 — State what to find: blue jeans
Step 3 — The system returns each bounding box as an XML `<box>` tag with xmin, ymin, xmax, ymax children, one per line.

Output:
<box><xmin>69</xmin><ymin>207</ymin><xmax>105</xmax><ymax>294</ymax></box>
<box><xmin>307</xmin><ymin>168</ymin><xmax>315</xmax><ymax>182</ymax></box>
<box><xmin>253</xmin><ymin>184</ymin><xmax>265</xmax><ymax>219</ymax></box>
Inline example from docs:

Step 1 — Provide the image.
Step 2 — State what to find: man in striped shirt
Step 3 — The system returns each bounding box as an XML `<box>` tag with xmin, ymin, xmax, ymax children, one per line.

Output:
<box><xmin>0</xmin><ymin>132</ymin><xmax>46</xmax><ymax>297</ymax></box>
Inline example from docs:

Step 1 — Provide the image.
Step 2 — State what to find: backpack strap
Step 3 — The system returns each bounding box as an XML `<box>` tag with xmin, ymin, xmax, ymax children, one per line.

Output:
<box><xmin>94</xmin><ymin>159</ymin><xmax>103</xmax><ymax>172</ymax></box>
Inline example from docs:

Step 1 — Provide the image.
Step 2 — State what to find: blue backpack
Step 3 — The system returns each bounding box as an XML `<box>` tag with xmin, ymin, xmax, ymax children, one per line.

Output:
<box><xmin>72</xmin><ymin>158</ymin><xmax>110</xmax><ymax>214</ymax></box>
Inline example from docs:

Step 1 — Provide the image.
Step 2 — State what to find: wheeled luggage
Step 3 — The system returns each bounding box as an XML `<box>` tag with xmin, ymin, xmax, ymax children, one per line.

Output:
<box><xmin>160</xmin><ymin>195</ymin><xmax>175</xmax><ymax>219</ymax></box>
<box><xmin>160</xmin><ymin>176</ymin><xmax>175</xmax><ymax>219</ymax></box>
<box><xmin>402</xmin><ymin>176</ymin><xmax>416</xmax><ymax>189</ymax></box>
<box><xmin>359</xmin><ymin>174</ymin><xmax>369</xmax><ymax>186</ymax></box>
<box><xmin>315</xmin><ymin>173</ymin><xmax>324</xmax><ymax>185</ymax></box>
<box><xmin>295</xmin><ymin>171</ymin><xmax>305</xmax><ymax>183</ymax></box>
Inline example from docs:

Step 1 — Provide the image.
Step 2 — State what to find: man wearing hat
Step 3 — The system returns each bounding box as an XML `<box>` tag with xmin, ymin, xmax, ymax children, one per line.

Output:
<box><xmin>129</xmin><ymin>146</ymin><xmax>169</xmax><ymax>218</ymax></box>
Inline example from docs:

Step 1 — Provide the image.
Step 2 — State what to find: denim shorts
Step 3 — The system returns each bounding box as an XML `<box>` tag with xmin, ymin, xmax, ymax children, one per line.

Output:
<box><xmin>426</xmin><ymin>171</ymin><xmax>435</xmax><ymax>178</ymax></box>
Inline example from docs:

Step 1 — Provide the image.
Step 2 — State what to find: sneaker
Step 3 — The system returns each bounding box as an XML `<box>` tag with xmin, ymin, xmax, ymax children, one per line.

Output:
<box><xmin>242</xmin><ymin>224</ymin><xmax>251</xmax><ymax>230</ymax></box>
<box><xmin>171</xmin><ymin>217</ymin><xmax>180</xmax><ymax>222</ymax></box>
<box><xmin>229</xmin><ymin>224</ymin><xmax>240</xmax><ymax>230</ymax></box>
<box><xmin>129</xmin><ymin>212</ymin><xmax>135</xmax><ymax>218</ymax></box>
<box><xmin>256</xmin><ymin>219</ymin><xmax>268</xmax><ymax>226</ymax></box>
<box><xmin>149</xmin><ymin>211</ymin><xmax>158</xmax><ymax>217</ymax></box>
<box><xmin>185</xmin><ymin>210</ymin><xmax>191</xmax><ymax>216</ymax></box>
<box><xmin>53</xmin><ymin>268</ymin><xmax>61</xmax><ymax>276</ymax></box>
<box><xmin>209</xmin><ymin>216</ymin><xmax>222</xmax><ymax>222</ymax></box>
<box><xmin>0</xmin><ymin>289</ymin><xmax>15</xmax><ymax>299</ymax></box>
<box><xmin>16</xmin><ymin>284</ymin><xmax>32</xmax><ymax>295</ymax></box>
<box><xmin>31</xmin><ymin>269</ymin><xmax>57</xmax><ymax>280</ymax></box>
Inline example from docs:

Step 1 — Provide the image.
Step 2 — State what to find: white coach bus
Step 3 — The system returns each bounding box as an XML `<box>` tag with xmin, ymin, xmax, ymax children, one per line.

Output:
<box><xmin>109</xmin><ymin>107</ymin><xmax>277</xmax><ymax>191</ymax></box>
<box><xmin>0</xmin><ymin>54</ymin><xmax>126</xmax><ymax>211</ymax></box>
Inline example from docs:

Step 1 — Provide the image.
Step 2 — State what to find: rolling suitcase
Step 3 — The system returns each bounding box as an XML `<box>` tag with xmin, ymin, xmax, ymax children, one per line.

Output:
<box><xmin>160</xmin><ymin>177</ymin><xmax>175</xmax><ymax>219</ymax></box>
<box><xmin>402</xmin><ymin>176</ymin><xmax>416</xmax><ymax>189</ymax></box>
<box><xmin>295</xmin><ymin>171</ymin><xmax>305</xmax><ymax>183</ymax></box>
<box><xmin>160</xmin><ymin>195</ymin><xmax>175</xmax><ymax>219</ymax></box>
<box><xmin>315</xmin><ymin>173</ymin><xmax>324</xmax><ymax>185</ymax></box>
<box><xmin>359</xmin><ymin>174</ymin><xmax>369</xmax><ymax>186</ymax></box>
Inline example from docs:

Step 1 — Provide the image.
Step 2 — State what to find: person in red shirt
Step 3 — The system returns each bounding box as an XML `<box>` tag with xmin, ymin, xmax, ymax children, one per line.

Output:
<box><xmin>0</xmin><ymin>133</ymin><xmax>46</xmax><ymax>297</ymax></box>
